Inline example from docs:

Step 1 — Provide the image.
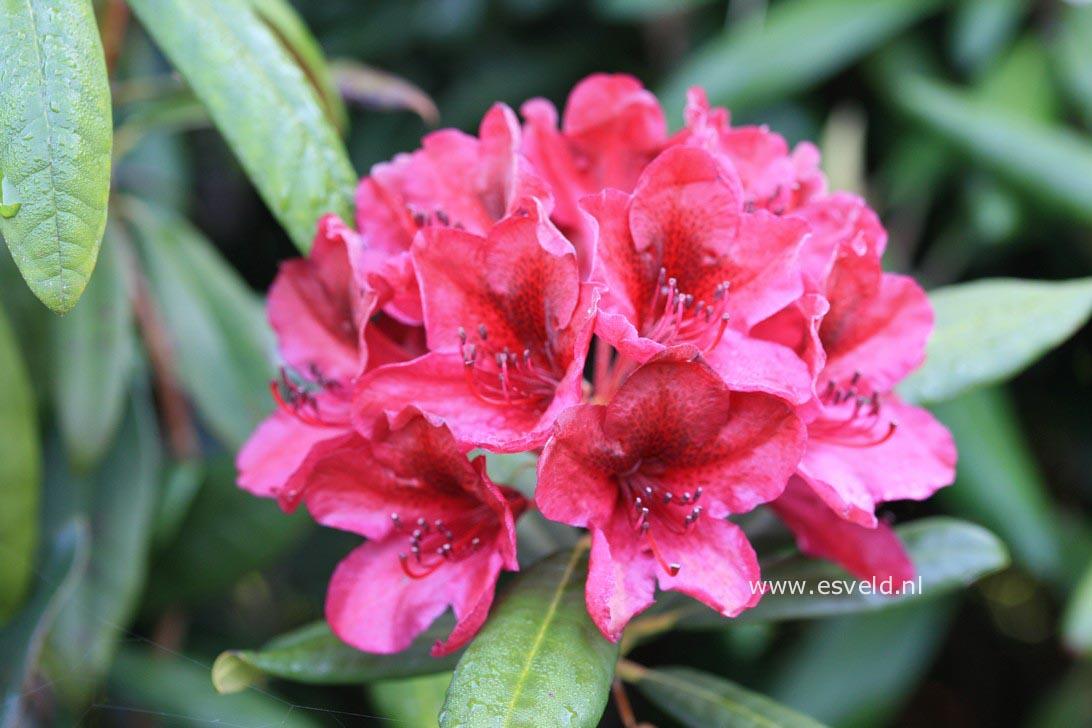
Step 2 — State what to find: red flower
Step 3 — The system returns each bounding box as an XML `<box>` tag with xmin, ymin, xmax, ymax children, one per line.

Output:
<box><xmin>521</xmin><ymin>73</ymin><xmax>667</xmax><ymax>274</ymax></box>
<box><xmin>536</xmin><ymin>347</ymin><xmax>806</xmax><ymax>641</ymax></box>
<box><xmin>356</xmin><ymin>103</ymin><xmax>551</xmax><ymax>323</ymax></box>
<box><xmin>759</xmin><ymin>197</ymin><xmax>956</xmax><ymax>579</ymax></box>
<box><xmin>355</xmin><ymin>200</ymin><xmax>597</xmax><ymax>452</ymax></box>
<box><xmin>585</xmin><ymin>144</ymin><xmax>813</xmax><ymax>404</ymax></box>
<box><xmin>291</xmin><ymin>411</ymin><xmax>526</xmax><ymax>656</ymax></box>
<box><xmin>237</xmin><ymin>215</ymin><xmax>423</xmax><ymax>507</ymax></box>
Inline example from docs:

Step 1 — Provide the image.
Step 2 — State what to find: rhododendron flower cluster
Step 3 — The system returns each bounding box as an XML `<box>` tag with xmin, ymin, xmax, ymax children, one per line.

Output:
<box><xmin>237</xmin><ymin>74</ymin><xmax>957</xmax><ymax>655</ymax></box>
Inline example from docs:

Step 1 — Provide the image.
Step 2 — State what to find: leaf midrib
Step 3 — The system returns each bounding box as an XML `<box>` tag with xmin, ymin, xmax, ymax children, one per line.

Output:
<box><xmin>22</xmin><ymin>0</ymin><xmax>66</xmax><ymax>297</ymax></box>
<box><xmin>500</xmin><ymin>547</ymin><xmax>583</xmax><ymax>727</ymax></box>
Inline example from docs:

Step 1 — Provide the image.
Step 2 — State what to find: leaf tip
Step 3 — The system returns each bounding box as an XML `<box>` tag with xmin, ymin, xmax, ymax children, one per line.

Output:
<box><xmin>211</xmin><ymin>651</ymin><xmax>263</xmax><ymax>694</ymax></box>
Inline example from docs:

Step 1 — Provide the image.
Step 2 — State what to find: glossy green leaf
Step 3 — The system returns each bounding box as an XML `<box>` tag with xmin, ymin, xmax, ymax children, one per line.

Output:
<box><xmin>0</xmin><ymin>520</ymin><xmax>88</xmax><ymax>728</ymax></box>
<box><xmin>50</xmin><ymin>222</ymin><xmax>134</xmax><ymax>470</ymax></box>
<box><xmin>646</xmin><ymin>518</ymin><xmax>1006</xmax><ymax>629</ymax></box>
<box><xmin>247</xmin><ymin>0</ymin><xmax>349</xmax><ymax>134</ymax></box>
<box><xmin>763</xmin><ymin>601</ymin><xmax>955</xmax><ymax>727</ymax></box>
<box><xmin>899</xmin><ymin>278</ymin><xmax>1092</xmax><ymax>405</ymax></box>
<box><xmin>127</xmin><ymin>0</ymin><xmax>355</xmax><ymax>250</ymax></box>
<box><xmin>43</xmin><ymin>394</ymin><xmax>162</xmax><ymax>703</ymax></box>
<box><xmin>440</xmin><ymin>548</ymin><xmax>619</xmax><ymax>727</ymax></box>
<box><xmin>0</xmin><ymin>0</ymin><xmax>112</xmax><ymax>313</ymax></box>
<box><xmin>930</xmin><ymin>387</ymin><xmax>1067</xmax><ymax>584</ymax></box>
<box><xmin>659</xmin><ymin>0</ymin><xmax>944</xmax><ymax>119</ymax></box>
<box><xmin>108</xmin><ymin>647</ymin><xmax>320</xmax><ymax>728</ymax></box>
<box><xmin>622</xmin><ymin>664</ymin><xmax>826</xmax><ymax>728</ymax></box>
<box><xmin>0</xmin><ymin>301</ymin><xmax>39</xmax><ymax>621</ymax></box>
<box><xmin>144</xmin><ymin>457</ymin><xmax>310</xmax><ymax>611</ymax></box>
<box><xmin>369</xmin><ymin>672</ymin><xmax>452</xmax><ymax>727</ymax></box>
<box><xmin>124</xmin><ymin>198</ymin><xmax>275</xmax><ymax>448</ymax></box>
<box><xmin>1054</xmin><ymin>2</ymin><xmax>1092</xmax><ymax>129</ymax></box>
<box><xmin>213</xmin><ymin>619</ymin><xmax>461</xmax><ymax>693</ymax></box>
<box><xmin>880</xmin><ymin>69</ymin><xmax>1092</xmax><ymax>227</ymax></box>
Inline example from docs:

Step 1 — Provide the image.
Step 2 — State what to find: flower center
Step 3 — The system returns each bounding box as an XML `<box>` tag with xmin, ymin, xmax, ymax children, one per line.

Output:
<box><xmin>390</xmin><ymin>508</ymin><xmax>496</xmax><ymax>579</ymax></box>
<box><xmin>458</xmin><ymin>324</ymin><xmax>561</xmax><ymax>407</ymax></box>
<box><xmin>641</xmin><ymin>267</ymin><xmax>730</xmax><ymax>353</ymax></box>
<box><xmin>811</xmin><ymin>371</ymin><xmax>897</xmax><ymax>447</ymax></box>
<box><xmin>269</xmin><ymin>366</ymin><xmax>349</xmax><ymax>428</ymax></box>
<box><xmin>620</xmin><ymin>464</ymin><xmax>705</xmax><ymax>576</ymax></box>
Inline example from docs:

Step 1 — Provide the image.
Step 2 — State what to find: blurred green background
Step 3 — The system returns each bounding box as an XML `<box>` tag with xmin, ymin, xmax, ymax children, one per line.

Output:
<box><xmin>3</xmin><ymin>0</ymin><xmax>1092</xmax><ymax>725</ymax></box>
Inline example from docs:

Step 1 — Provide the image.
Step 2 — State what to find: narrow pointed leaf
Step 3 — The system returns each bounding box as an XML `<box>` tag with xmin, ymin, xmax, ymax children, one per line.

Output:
<box><xmin>0</xmin><ymin>520</ymin><xmax>89</xmax><ymax>728</ymax></box>
<box><xmin>659</xmin><ymin>0</ymin><xmax>944</xmax><ymax>118</ymax></box>
<box><xmin>124</xmin><ymin>198</ymin><xmax>275</xmax><ymax>448</ymax></box>
<box><xmin>0</xmin><ymin>0</ymin><xmax>112</xmax><ymax>313</ymax></box>
<box><xmin>50</xmin><ymin>222</ymin><xmax>135</xmax><ymax>470</ymax></box>
<box><xmin>440</xmin><ymin>548</ymin><xmax>619</xmax><ymax>728</ymax></box>
<box><xmin>879</xmin><ymin>69</ymin><xmax>1092</xmax><ymax>227</ymax></box>
<box><xmin>212</xmin><ymin>620</ymin><xmax>461</xmax><ymax>693</ymax></box>
<box><xmin>109</xmin><ymin>647</ymin><xmax>320</xmax><ymax>728</ymax></box>
<box><xmin>0</xmin><ymin>301</ymin><xmax>40</xmax><ymax>621</ymax></box>
<box><xmin>43</xmin><ymin>393</ymin><xmax>162</xmax><ymax>703</ymax></box>
<box><xmin>622</xmin><ymin>664</ymin><xmax>826</xmax><ymax>728</ymax></box>
<box><xmin>899</xmin><ymin>278</ymin><xmax>1092</xmax><ymax>405</ymax></box>
<box><xmin>331</xmin><ymin>60</ymin><xmax>440</xmax><ymax>126</ymax></box>
<box><xmin>246</xmin><ymin>0</ymin><xmax>349</xmax><ymax>134</ymax></box>
<box><xmin>126</xmin><ymin>0</ymin><xmax>355</xmax><ymax>250</ymax></box>
<box><xmin>1054</xmin><ymin>3</ymin><xmax>1092</xmax><ymax>129</ymax></box>
<box><xmin>930</xmin><ymin>387</ymin><xmax>1066</xmax><ymax>584</ymax></box>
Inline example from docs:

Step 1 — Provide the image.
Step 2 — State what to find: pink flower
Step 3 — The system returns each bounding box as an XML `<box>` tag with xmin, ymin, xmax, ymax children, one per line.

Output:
<box><xmin>521</xmin><ymin>73</ymin><xmax>667</xmax><ymax>274</ymax></box>
<box><xmin>356</xmin><ymin>103</ymin><xmax>551</xmax><ymax>323</ymax></box>
<box><xmin>585</xmin><ymin>144</ymin><xmax>813</xmax><ymax>404</ymax></box>
<box><xmin>536</xmin><ymin>347</ymin><xmax>806</xmax><ymax>641</ymax></box>
<box><xmin>292</xmin><ymin>411</ymin><xmax>526</xmax><ymax>656</ymax></box>
<box><xmin>760</xmin><ymin>197</ymin><xmax>956</xmax><ymax>578</ymax></box>
<box><xmin>236</xmin><ymin>215</ymin><xmax>425</xmax><ymax>509</ymax></box>
<box><xmin>355</xmin><ymin>199</ymin><xmax>598</xmax><ymax>453</ymax></box>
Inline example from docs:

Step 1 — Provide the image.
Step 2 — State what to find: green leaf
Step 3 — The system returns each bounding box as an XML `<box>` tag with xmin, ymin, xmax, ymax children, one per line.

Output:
<box><xmin>369</xmin><ymin>672</ymin><xmax>453</xmax><ymax>727</ymax></box>
<box><xmin>0</xmin><ymin>300</ymin><xmax>40</xmax><ymax>622</ymax></box>
<box><xmin>212</xmin><ymin>619</ymin><xmax>461</xmax><ymax>693</ymax></box>
<box><xmin>50</xmin><ymin>221</ymin><xmax>135</xmax><ymax>470</ymax></box>
<box><xmin>0</xmin><ymin>520</ymin><xmax>89</xmax><ymax>728</ymax></box>
<box><xmin>740</xmin><ymin>518</ymin><xmax>1007</xmax><ymax>623</ymax></box>
<box><xmin>126</xmin><ymin>0</ymin><xmax>356</xmax><ymax>250</ymax></box>
<box><xmin>658</xmin><ymin>0</ymin><xmax>944</xmax><ymax>119</ymax></box>
<box><xmin>109</xmin><ymin>647</ymin><xmax>321</xmax><ymax>728</ymax></box>
<box><xmin>621</xmin><ymin>664</ymin><xmax>826</xmax><ymax>728</ymax></box>
<box><xmin>43</xmin><ymin>393</ymin><xmax>162</xmax><ymax>703</ymax></box>
<box><xmin>930</xmin><ymin>387</ymin><xmax>1067</xmax><ymax>584</ymax></box>
<box><xmin>1053</xmin><ymin>2</ymin><xmax>1092</xmax><ymax>130</ymax></box>
<box><xmin>1062</xmin><ymin>556</ymin><xmax>1092</xmax><ymax>655</ymax></box>
<box><xmin>763</xmin><ymin>601</ymin><xmax>954</xmax><ymax>727</ymax></box>
<box><xmin>0</xmin><ymin>0</ymin><xmax>113</xmax><ymax>313</ymax></box>
<box><xmin>144</xmin><ymin>457</ymin><xmax>310</xmax><ymax>611</ymax></box>
<box><xmin>593</xmin><ymin>0</ymin><xmax>716</xmax><ymax>21</ymax></box>
<box><xmin>440</xmin><ymin>548</ymin><xmax>619</xmax><ymax>728</ymax></box>
<box><xmin>123</xmin><ymin>198</ymin><xmax>275</xmax><ymax>448</ymax></box>
<box><xmin>152</xmin><ymin>458</ymin><xmax>205</xmax><ymax>548</ymax></box>
<box><xmin>112</xmin><ymin>86</ymin><xmax>211</xmax><ymax>161</ymax></box>
<box><xmin>899</xmin><ymin>278</ymin><xmax>1092</xmax><ymax>405</ymax></box>
<box><xmin>246</xmin><ymin>0</ymin><xmax>349</xmax><ymax>134</ymax></box>
<box><xmin>647</xmin><ymin>518</ymin><xmax>1006</xmax><ymax>629</ymax></box>
<box><xmin>947</xmin><ymin>0</ymin><xmax>1026</xmax><ymax>76</ymax></box>
<box><xmin>878</xmin><ymin>68</ymin><xmax>1092</xmax><ymax>228</ymax></box>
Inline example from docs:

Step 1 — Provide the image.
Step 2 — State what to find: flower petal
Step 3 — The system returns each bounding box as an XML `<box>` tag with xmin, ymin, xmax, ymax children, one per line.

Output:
<box><xmin>235</xmin><ymin>410</ymin><xmax>349</xmax><ymax>503</ymax></box>
<box><xmin>326</xmin><ymin>537</ymin><xmax>504</xmax><ymax>655</ymax></box>
<box><xmin>770</xmin><ymin>477</ymin><xmax>915</xmax><ymax>583</ymax></box>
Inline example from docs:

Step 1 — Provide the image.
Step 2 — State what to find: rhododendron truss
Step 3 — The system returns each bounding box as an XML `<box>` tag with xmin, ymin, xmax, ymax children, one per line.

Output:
<box><xmin>236</xmin><ymin>73</ymin><xmax>956</xmax><ymax>654</ymax></box>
